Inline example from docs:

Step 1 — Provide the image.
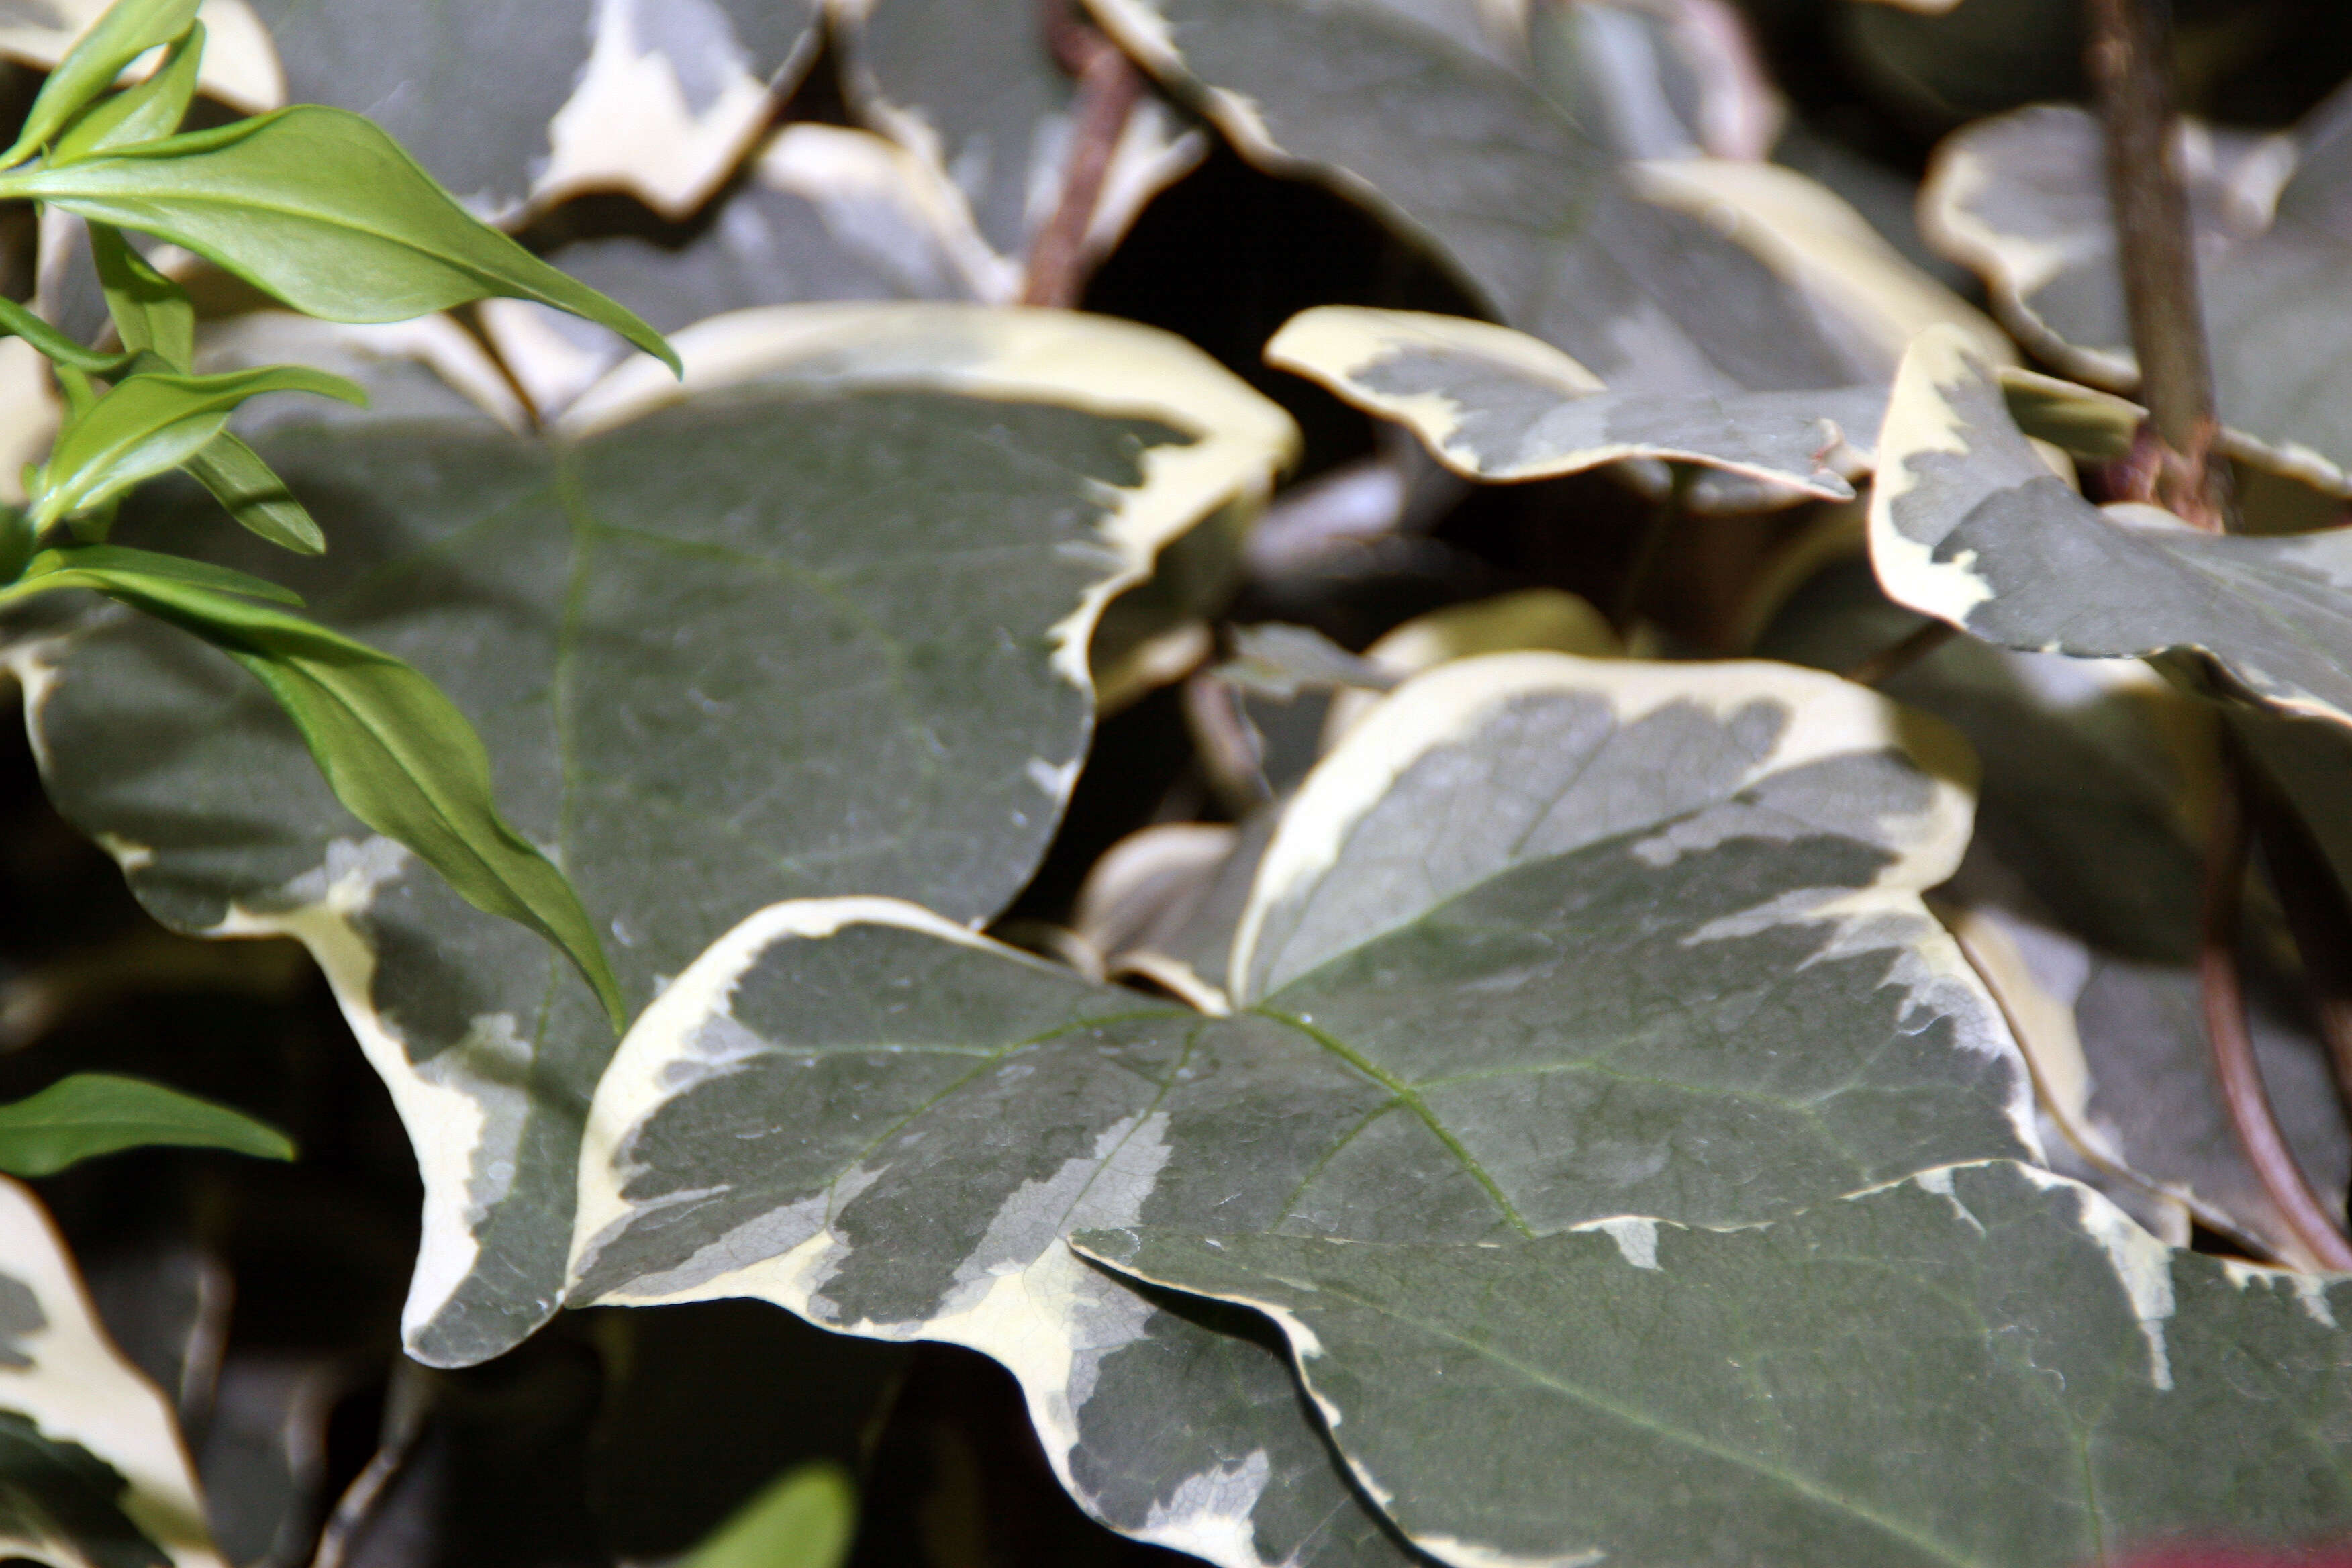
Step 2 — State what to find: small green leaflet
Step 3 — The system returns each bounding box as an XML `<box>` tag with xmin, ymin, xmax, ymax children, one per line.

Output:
<box><xmin>5</xmin><ymin>559</ymin><xmax>626</xmax><ymax>1028</ymax></box>
<box><xmin>0</xmin><ymin>295</ymin><xmax>136</xmax><ymax>375</ymax></box>
<box><xmin>89</xmin><ymin>224</ymin><xmax>195</xmax><ymax>367</ymax></box>
<box><xmin>29</xmin><ymin>360</ymin><xmax>366</xmax><ymax>528</ymax></box>
<box><xmin>6</xmin><ymin>542</ymin><xmax>303</xmax><ymax>605</ymax></box>
<box><xmin>181</xmin><ymin>434</ymin><xmax>324</xmax><ymax>554</ymax></box>
<box><xmin>680</xmin><ymin>1462</ymin><xmax>856</xmax><ymax>1568</ymax></box>
<box><xmin>49</xmin><ymin>17</ymin><xmax>203</xmax><ymax>164</ymax></box>
<box><xmin>0</xmin><ymin>106</ymin><xmax>681</xmax><ymax>373</ymax></box>
<box><xmin>0</xmin><ymin>0</ymin><xmax>198</xmax><ymax>168</ymax></box>
<box><xmin>0</xmin><ymin>1073</ymin><xmax>293</xmax><ymax>1176</ymax></box>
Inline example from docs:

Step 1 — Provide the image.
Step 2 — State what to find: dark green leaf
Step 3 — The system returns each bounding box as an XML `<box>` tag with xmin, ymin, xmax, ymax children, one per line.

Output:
<box><xmin>88</xmin><ymin>222</ymin><xmax>193</xmax><ymax>367</ymax></box>
<box><xmin>48</xmin><ymin>17</ymin><xmax>201</xmax><ymax>164</ymax></box>
<box><xmin>0</xmin><ymin>0</ymin><xmax>197</xmax><ymax>168</ymax></box>
<box><xmin>182</xmin><ymin>432</ymin><xmax>324</xmax><ymax>554</ymax></box>
<box><xmin>30</xmin><ymin>360</ymin><xmax>366</xmax><ymax>527</ymax></box>
<box><xmin>1</xmin><ymin>107</ymin><xmax>681</xmax><ymax>372</ymax></box>
<box><xmin>0</xmin><ymin>1073</ymin><xmax>293</xmax><ymax>1175</ymax></box>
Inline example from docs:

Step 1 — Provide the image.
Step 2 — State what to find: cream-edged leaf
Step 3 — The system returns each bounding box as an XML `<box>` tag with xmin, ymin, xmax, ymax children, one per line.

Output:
<box><xmin>10</xmin><ymin>303</ymin><xmax>1292</xmax><ymax>1371</ymax></box>
<box><xmin>0</xmin><ymin>1179</ymin><xmax>222</xmax><ymax>1568</ymax></box>
<box><xmin>240</xmin><ymin>0</ymin><xmax>820</xmax><ymax>219</ymax></box>
<box><xmin>1077</xmin><ymin>1161</ymin><xmax>2352</xmax><ymax>1568</ymax></box>
<box><xmin>1268</xmin><ymin>305</ymin><xmax>1881</xmax><ymax>499</ymax></box>
<box><xmin>1871</xmin><ymin>325</ymin><xmax>2352</xmax><ymax>732</ymax></box>
<box><xmin>567</xmin><ymin>651</ymin><xmax>2027</xmax><ymax>1567</ymax></box>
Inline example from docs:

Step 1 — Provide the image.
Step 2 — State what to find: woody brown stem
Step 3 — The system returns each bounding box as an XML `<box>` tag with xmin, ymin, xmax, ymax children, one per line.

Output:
<box><xmin>1021</xmin><ymin>1</ymin><xmax>1145</xmax><ymax>309</ymax></box>
<box><xmin>2085</xmin><ymin>0</ymin><xmax>2233</xmax><ymax>530</ymax></box>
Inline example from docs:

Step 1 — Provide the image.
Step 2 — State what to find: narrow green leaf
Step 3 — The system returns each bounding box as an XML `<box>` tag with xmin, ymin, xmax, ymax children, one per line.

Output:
<box><xmin>3</xmin><ymin>106</ymin><xmax>681</xmax><ymax>373</ymax></box>
<box><xmin>0</xmin><ymin>293</ymin><xmax>136</xmax><ymax>375</ymax></box>
<box><xmin>88</xmin><ymin>222</ymin><xmax>195</xmax><ymax>367</ymax></box>
<box><xmin>682</xmin><ymin>1462</ymin><xmax>857</xmax><ymax>1568</ymax></box>
<box><xmin>183</xmin><ymin>432</ymin><xmax>325</xmax><ymax>554</ymax></box>
<box><xmin>49</xmin><ymin>19</ymin><xmax>203</xmax><ymax>164</ymax></box>
<box><xmin>0</xmin><ymin>0</ymin><xmax>199</xmax><ymax>167</ymax></box>
<box><xmin>0</xmin><ymin>1072</ymin><xmax>293</xmax><ymax>1175</ymax></box>
<box><xmin>11</xmin><ymin>541</ymin><xmax>303</xmax><ymax>605</ymax></box>
<box><xmin>30</xmin><ymin>361</ymin><xmax>366</xmax><ymax>527</ymax></box>
<box><xmin>9</xmin><ymin>568</ymin><xmax>624</xmax><ymax>1026</ymax></box>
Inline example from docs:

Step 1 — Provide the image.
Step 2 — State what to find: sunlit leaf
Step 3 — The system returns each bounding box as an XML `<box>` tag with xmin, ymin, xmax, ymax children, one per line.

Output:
<box><xmin>0</xmin><ymin>0</ymin><xmax>198</xmax><ymax>168</ymax></box>
<box><xmin>49</xmin><ymin>18</ymin><xmax>203</xmax><ymax>164</ymax></box>
<box><xmin>679</xmin><ymin>1461</ymin><xmax>856</xmax><ymax>1568</ymax></box>
<box><xmin>180</xmin><ymin>433</ymin><xmax>322</xmax><ymax>554</ymax></box>
<box><xmin>88</xmin><ymin>224</ymin><xmax>195</xmax><ymax>368</ymax></box>
<box><xmin>0</xmin><ymin>107</ymin><xmax>681</xmax><ymax>373</ymax></box>
<box><xmin>0</xmin><ymin>1073</ymin><xmax>293</xmax><ymax>1176</ymax></box>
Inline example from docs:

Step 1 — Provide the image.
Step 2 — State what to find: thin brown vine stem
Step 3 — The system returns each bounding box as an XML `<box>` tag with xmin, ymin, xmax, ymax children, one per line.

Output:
<box><xmin>1840</xmin><ymin>620</ymin><xmax>1955</xmax><ymax>688</ymax></box>
<box><xmin>2200</xmin><ymin>757</ymin><xmax>2352</xmax><ymax>1270</ymax></box>
<box><xmin>2244</xmin><ymin>763</ymin><xmax>2352</xmax><ymax>1179</ymax></box>
<box><xmin>2084</xmin><ymin>0</ymin><xmax>2233</xmax><ymax>530</ymax></box>
<box><xmin>1020</xmin><ymin>1</ymin><xmax>1145</xmax><ymax>309</ymax></box>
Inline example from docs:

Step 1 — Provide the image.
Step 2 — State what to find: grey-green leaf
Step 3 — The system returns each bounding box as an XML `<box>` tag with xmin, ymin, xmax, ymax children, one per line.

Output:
<box><xmin>1871</xmin><ymin>325</ymin><xmax>2352</xmax><ymax>733</ymax></box>
<box><xmin>1</xmin><ymin>107</ymin><xmax>681</xmax><ymax>373</ymax></box>
<box><xmin>181</xmin><ymin>432</ymin><xmax>323</xmax><ymax>554</ymax></box>
<box><xmin>15</xmin><ymin>303</ymin><xmax>1293</xmax><ymax>1369</ymax></box>
<box><xmin>0</xmin><ymin>0</ymin><xmax>197</xmax><ymax>168</ymax></box>
<box><xmin>1269</xmin><ymin>305</ymin><xmax>1882</xmax><ymax>499</ymax></box>
<box><xmin>567</xmin><ymin>652</ymin><xmax>2024</xmax><ymax>1567</ymax></box>
<box><xmin>0</xmin><ymin>1073</ymin><xmax>293</xmax><ymax>1176</ymax></box>
<box><xmin>1078</xmin><ymin>1161</ymin><xmax>2352</xmax><ymax>1566</ymax></box>
<box><xmin>30</xmin><ymin>360</ymin><xmax>365</xmax><ymax>527</ymax></box>
<box><xmin>48</xmin><ymin>17</ymin><xmax>202</xmax><ymax>164</ymax></box>
<box><xmin>0</xmin><ymin>1175</ymin><xmax>223</xmax><ymax>1567</ymax></box>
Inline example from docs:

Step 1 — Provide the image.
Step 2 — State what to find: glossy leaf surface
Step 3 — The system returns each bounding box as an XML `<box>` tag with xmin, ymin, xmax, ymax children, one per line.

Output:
<box><xmin>0</xmin><ymin>1073</ymin><xmax>293</xmax><ymax>1176</ymax></box>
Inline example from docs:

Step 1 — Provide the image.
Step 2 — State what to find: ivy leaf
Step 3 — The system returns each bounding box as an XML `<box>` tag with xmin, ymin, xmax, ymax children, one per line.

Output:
<box><xmin>28</xmin><ymin>360</ymin><xmax>366</xmax><ymax>528</ymax></box>
<box><xmin>0</xmin><ymin>1175</ymin><xmax>224</xmax><ymax>1567</ymax></box>
<box><xmin>0</xmin><ymin>0</ymin><xmax>197</xmax><ymax>168</ymax></box>
<box><xmin>567</xmin><ymin>652</ymin><xmax>2026</xmax><ymax>1567</ymax></box>
<box><xmin>15</xmin><ymin>303</ymin><xmax>1295</xmax><ymax>1370</ymax></box>
<box><xmin>88</xmin><ymin>224</ymin><xmax>195</xmax><ymax>368</ymax></box>
<box><xmin>1087</xmin><ymin>0</ymin><xmax>1972</xmax><ymax>395</ymax></box>
<box><xmin>1077</xmin><ymin>1161</ymin><xmax>2352</xmax><ymax>1567</ymax></box>
<box><xmin>0</xmin><ymin>107</ymin><xmax>682</xmax><ymax>374</ymax></box>
<box><xmin>1871</xmin><ymin>324</ymin><xmax>2352</xmax><ymax>733</ymax></box>
<box><xmin>48</xmin><ymin>17</ymin><xmax>203</xmax><ymax>164</ymax></box>
<box><xmin>181</xmin><ymin>434</ymin><xmax>324</xmax><ymax>555</ymax></box>
<box><xmin>1924</xmin><ymin>101</ymin><xmax>2352</xmax><ymax>493</ymax></box>
<box><xmin>0</xmin><ymin>1073</ymin><xmax>293</xmax><ymax>1177</ymax></box>
<box><xmin>1269</xmin><ymin>305</ymin><xmax>1883</xmax><ymax>499</ymax></box>
<box><xmin>242</xmin><ymin>0</ymin><xmax>824</xmax><ymax>220</ymax></box>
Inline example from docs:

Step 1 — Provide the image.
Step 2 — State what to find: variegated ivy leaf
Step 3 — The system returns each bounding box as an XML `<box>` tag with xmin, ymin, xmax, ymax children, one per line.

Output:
<box><xmin>7</xmin><ymin>303</ymin><xmax>1293</xmax><ymax>1369</ymax></box>
<box><xmin>1873</xmin><ymin>325</ymin><xmax>2352</xmax><ymax>734</ymax></box>
<box><xmin>1077</xmin><ymin>1159</ymin><xmax>2352</xmax><ymax>1568</ymax></box>
<box><xmin>1086</xmin><ymin>0</ymin><xmax>1977</xmax><ymax>396</ymax></box>
<box><xmin>568</xmin><ymin>651</ymin><xmax>2030</xmax><ymax>1568</ymax></box>
<box><xmin>0</xmin><ymin>0</ymin><xmax>281</xmax><ymax>120</ymax></box>
<box><xmin>1755</xmin><ymin>554</ymin><xmax>2349</xmax><ymax>1267</ymax></box>
<box><xmin>1924</xmin><ymin>99</ymin><xmax>2352</xmax><ymax>493</ymax></box>
<box><xmin>1526</xmin><ymin>0</ymin><xmax>1783</xmax><ymax>162</ymax></box>
<box><xmin>242</xmin><ymin>0</ymin><xmax>822</xmax><ymax>219</ymax></box>
<box><xmin>0</xmin><ymin>1178</ymin><xmax>222</xmax><ymax>1568</ymax></box>
<box><xmin>835</xmin><ymin>0</ymin><xmax>1205</xmax><ymax>295</ymax></box>
<box><xmin>1268</xmin><ymin>305</ymin><xmax>1883</xmax><ymax>501</ymax></box>
<box><xmin>486</xmin><ymin>123</ymin><xmax>1004</xmax><ymax>419</ymax></box>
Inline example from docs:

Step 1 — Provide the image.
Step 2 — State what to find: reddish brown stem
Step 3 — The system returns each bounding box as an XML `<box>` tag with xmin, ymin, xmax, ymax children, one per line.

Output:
<box><xmin>2245</xmin><ymin>766</ymin><xmax>2352</xmax><ymax>1156</ymax></box>
<box><xmin>2084</xmin><ymin>0</ymin><xmax>2233</xmax><ymax>530</ymax></box>
<box><xmin>1021</xmin><ymin>3</ymin><xmax>1145</xmax><ymax>309</ymax></box>
<box><xmin>1841</xmin><ymin>620</ymin><xmax>1955</xmax><ymax>688</ymax></box>
<box><xmin>2200</xmin><ymin>761</ymin><xmax>2352</xmax><ymax>1270</ymax></box>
